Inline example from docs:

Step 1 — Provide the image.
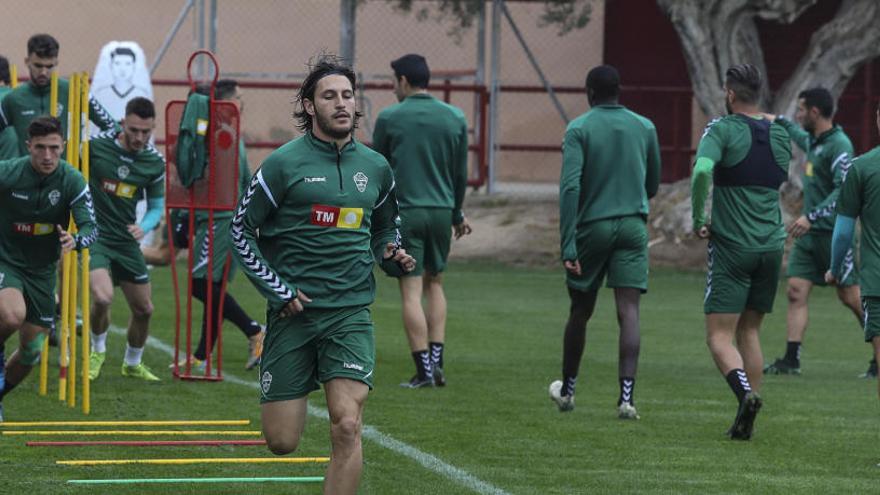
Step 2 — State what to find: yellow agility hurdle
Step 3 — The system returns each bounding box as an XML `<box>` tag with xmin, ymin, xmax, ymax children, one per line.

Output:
<box><xmin>2</xmin><ymin>430</ymin><xmax>262</xmax><ymax>436</ymax></box>
<box><xmin>1</xmin><ymin>420</ymin><xmax>250</xmax><ymax>427</ymax></box>
<box><xmin>57</xmin><ymin>457</ymin><xmax>330</xmax><ymax>466</ymax></box>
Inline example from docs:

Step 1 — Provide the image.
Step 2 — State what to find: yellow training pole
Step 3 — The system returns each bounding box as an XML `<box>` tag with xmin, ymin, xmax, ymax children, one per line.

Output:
<box><xmin>57</xmin><ymin>457</ymin><xmax>330</xmax><ymax>466</ymax></box>
<box><xmin>80</xmin><ymin>72</ymin><xmax>91</xmax><ymax>415</ymax></box>
<box><xmin>58</xmin><ymin>75</ymin><xmax>77</xmax><ymax>402</ymax></box>
<box><xmin>39</xmin><ymin>72</ymin><xmax>59</xmax><ymax>397</ymax></box>
<box><xmin>10</xmin><ymin>65</ymin><xmax>17</xmax><ymax>89</ymax></box>
<box><xmin>2</xmin><ymin>430</ymin><xmax>263</xmax><ymax>436</ymax></box>
<box><xmin>1</xmin><ymin>420</ymin><xmax>250</xmax><ymax>427</ymax></box>
<box><xmin>66</xmin><ymin>74</ymin><xmax>81</xmax><ymax>408</ymax></box>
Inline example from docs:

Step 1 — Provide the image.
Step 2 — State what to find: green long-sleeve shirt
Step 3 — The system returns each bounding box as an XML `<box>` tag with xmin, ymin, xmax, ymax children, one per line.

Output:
<box><xmin>838</xmin><ymin>146</ymin><xmax>880</xmax><ymax>296</ymax></box>
<box><xmin>0</xmin><ymin>79</ymin><xmax>118</xmax><ymax>157</ymax></box>
<box><xmin>231</xmin><ymin>133</ymin><xmax>402</xmax><ymax>311</ymax></box>
<box><xmin>558</xmin><ymin>104</ymin><xmax>661</xmax><ymax>261</ymax></box>
<box><xmin>0</xmin><ymin>156</ymin><xmax>97</xmax><ymax>272</ymax></box>
<box><xmin>372</xmin><ymin>93</ymin><xmax>468</xmax><ymax>224</ymax></box>
<box><xmin>0</xmin><ymin>87</ymin><xmax>18</xmax><ymax>159</ymax></box>
<box><xmin>691</xmin><ymin>114</ymin><xmax>791</xmax><ymax>251</ymax></box>
<box><xmin>775</xmin><ymin>117</ymin><xmax>854</xmax><ymax>232</ymax></box>
<box><xmin>89</xmin><ymin>130</ymin><xmax>165</xmax><ymax>244</ymax></box>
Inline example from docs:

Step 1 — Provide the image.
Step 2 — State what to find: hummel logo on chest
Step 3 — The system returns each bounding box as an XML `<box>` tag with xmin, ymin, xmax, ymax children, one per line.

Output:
<box><xmin>11</xmin><ymin>192</ymin><xmax>28</xmax><ymax>200</ymax></box>
<box><xmin>118</xmin><ymin>155</ymin><xmax>134</xmax><ymax>164</ymax></box>
<box><xmin>21</xmin><ymin>110</ymin><xmax>35</xmax><ymax>116</ymax></box>
<box><xmin>304</xmin><ymin>177</ymin><xmax>327</xmax><ymax>183</ymax></box>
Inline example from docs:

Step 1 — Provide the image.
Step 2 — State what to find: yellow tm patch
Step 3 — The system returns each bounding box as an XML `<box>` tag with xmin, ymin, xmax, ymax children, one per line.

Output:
<box><xmin>116</xmin><ymin>183</ymin><xmax>137</xmax><ymax>199</ymax></box>
<box><xmin>336</xmin><ymin>208</ymin><xmax>364</xmax><ymax>229</ymax></box>
<box><xmin>33</xmin><ymin>223</ymin><xmax>54</xmax><ymax>235</ymax></box>
<box><xmin>805</xmin><ymin>161</ymin><xmax>814</xmax><ymax>177</ymax></box>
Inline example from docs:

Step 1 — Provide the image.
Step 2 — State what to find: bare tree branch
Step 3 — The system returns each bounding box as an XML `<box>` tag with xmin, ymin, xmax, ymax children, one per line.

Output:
<box><xmin>772</xmin><ymin>0</ymin><xmax>880</xmax><ymax>116</ymax></box>
<box><xmin>658</xmin><ymin>0</ymin><xmax>817</xmax><ymax>117</ymax></box>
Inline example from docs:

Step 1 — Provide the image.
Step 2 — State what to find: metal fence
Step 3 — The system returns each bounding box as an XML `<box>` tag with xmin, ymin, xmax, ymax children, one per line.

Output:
<box><xmin>0</xmin><ymin>0</ymin><xmax>605</xmax><ymax>194</ymax></box>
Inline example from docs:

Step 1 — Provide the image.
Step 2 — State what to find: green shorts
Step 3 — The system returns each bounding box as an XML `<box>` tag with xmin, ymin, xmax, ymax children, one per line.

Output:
<box><xmin>861</xmin><ymin>297</ymin><xmax>880</xmax><ymax>342</ymax></box>
<box><xmin>400</xmin><ymin>208</ymin><xmax>452</xmax><ymax>276</ymax></box>
<box><xmin>192</xmin><ymin>217</ymin><xmax>237</xmax><ymax>282</ymax></box>
<box><xmin>567</xmin><ymin>215</ymin><xmax>648</xmax><ymax>292</ymax></box>
<box><xmin>787</xmin><ymin>232</ymin><xmax>858</xmax><ymax>286</ymax></box>
<box><xmin>90</xmin><ymin>239</ymin><xmax>150</xmax><ymax>284</ymax></box>
<box><xmin>0</xmin><ymin>261</ymin><xmax>56</xmax><ymax>328</ymax></box>
<box><xmin>704</xmin><ymin>241</ymin><xmax>783</xmax><ymax>314</ymax></box>
<box><xmin>259</xmin><ymin>305</ymin><xmax>375</xmax><ymax>403</ymax></box>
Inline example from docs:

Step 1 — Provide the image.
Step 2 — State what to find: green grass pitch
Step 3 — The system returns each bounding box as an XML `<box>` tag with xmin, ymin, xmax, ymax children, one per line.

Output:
<box><xmin>0</xmin><ymin>262</ymin><xmax>877</xmax><ymax>494</ymax></box>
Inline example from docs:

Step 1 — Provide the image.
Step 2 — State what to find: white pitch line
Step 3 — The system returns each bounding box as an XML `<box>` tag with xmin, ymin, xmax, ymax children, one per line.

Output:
<box><xmin>109</xmin><ymin>326</ymin><xmax>511</xmax><ymax>495</ymax></box>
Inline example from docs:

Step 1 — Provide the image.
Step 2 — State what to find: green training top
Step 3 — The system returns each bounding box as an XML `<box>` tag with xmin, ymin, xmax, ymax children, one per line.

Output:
<box><xmin>558</xmin><ymin>104</ymin><xmax>661</xmax><ymax>261</ymax></box>
<box><xmin>775</xmin><ymin>117</ymin><xmax>853</xmax><ymax>232</ymax></box>
<box><xmin>693</xmin><ymin>114</ymin><xmax>791</xmax><ymax>251</ymax></box>
<box><xmin>372</xmin><ymin>93</ymin><xmax>468</xmax><ymax>224</ymax></box>
<box><xmin>838</xmin><ymin>146</ymin><xmax>880</xmax><ymax>297</ymax></box>
<box><xmin>231</xmin><ymin>133</ymin><xmax>403</xmax><ymax>311</ymax></box>
<box><xmin>0</xmin><ymin>156</ymin><xmax>97</xmax><ymax>272</ymax></box>
<box><xmin>0</xmin><ymin>87</ymin><xmax>17</xmax><ymax>159</ymax></box>
<box><xmin>0</xmin><ymin>78</ymin><xmax>118</xmax><ymax>157</ymax></box>
<box><xmin>193</xmin><ymin>138</ymin><xmax>252</xmax><ymax>222</ymax></box>
<box><xmin>89</xmin><ymin>130</ymin><xmax>165</xmax><ymax>244</ymax></box>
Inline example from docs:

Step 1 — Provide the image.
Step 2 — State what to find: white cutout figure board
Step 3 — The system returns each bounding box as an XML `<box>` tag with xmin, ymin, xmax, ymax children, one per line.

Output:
<box><xmin>91</xmin><ymin>41</ymin><xmax>153</xmax><ymax>125</ymax></box>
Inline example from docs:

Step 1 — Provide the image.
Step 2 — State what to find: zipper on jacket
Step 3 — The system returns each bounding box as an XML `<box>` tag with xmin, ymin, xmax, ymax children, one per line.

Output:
<box><xmin>335</xmin><ymin>146</ymin><xmax>343</xmax><ymax>191</ymax></box>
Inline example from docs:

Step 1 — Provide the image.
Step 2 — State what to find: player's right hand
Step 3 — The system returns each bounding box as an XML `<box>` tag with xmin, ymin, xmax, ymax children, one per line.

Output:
<box><xmin>694</xmin><ymin>224</ymin><xmax>710</xmax><ymax>239</ymax></box>
<box><xmin>453</xmin><ymin>218</ymin><xmax>473</xmax><ymax>239</ymax></box>
<box><xmin>280</xmin><ymin>289</ymin><xmax>311</xmax><ymax>318</ymax></box>
<box><xmin>824</xmin><ymin>270</ymin><xmax>838</xmax><ymax>286</ymax></box>
<box><xmin>563</xmin><ymin>260</ymin><xmax>581</xmax><ymax>276</ymax></box>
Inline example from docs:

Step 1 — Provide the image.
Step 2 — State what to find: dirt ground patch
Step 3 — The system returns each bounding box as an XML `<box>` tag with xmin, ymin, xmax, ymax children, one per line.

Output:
<box><xmin>450</xmin><ymin>191</ymin><xmax>708</xmax><ymax>270</ymax></box>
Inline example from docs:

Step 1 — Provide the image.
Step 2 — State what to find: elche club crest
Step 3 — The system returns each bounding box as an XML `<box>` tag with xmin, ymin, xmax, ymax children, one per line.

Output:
<box><xmin>48</xmin><ymin>189</ymin><xmax>61</xmax><ymax>206</ymax></box>
<box><xmin>117</xmin><ymin>165</ymin><xmax>130</xmax><ymax>180</ymax></box>
<box><xmin>261</xmin><ymin>371</ymin><xmax>272</xmax><ymax>394</ymax></box>
<box><xmin>353</xmin><ymin>172</ymin><xmax>368</xmax><ymax>193</ymax></box>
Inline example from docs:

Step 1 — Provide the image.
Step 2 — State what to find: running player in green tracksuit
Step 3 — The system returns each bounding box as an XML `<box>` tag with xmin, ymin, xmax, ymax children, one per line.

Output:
<box><xmin>231</xmin><ymin>57</ymin><xmax>414</xmax><ymax>495</ymax></box>
<box><xmin>182</xmin><ymin>80</ymin><xmax>265</xmax><ymax>372</ymax></box>
<box><xmin>0</xmin><ymin>34</ymin><xmax>117</xmax><ymax>158</ymax></box>
<box><xmin>691</xmin><ymin>64</ymin><xmax>792</xmax><ymax>440</ymax></box>
<box><xmin>0</xmin><ymin>56</ymin><xmax>18</xmax><ymax>159</ymax></box>
<box><xmin>829</xmin><ymin>105</ymin><xmax>880</xmax><ymax>405</ymax></box>
<box><xmin>0</xmin><ymin>116</ymin><xmax>98</xmax><ymax>421</ymax></box>
<box><xmin>372</xmin><ymin>54</ymin><xmax>472</xmax><ymax>389</ymax></box>
<box><xmin>549</xmin><ymin>65</ymin><xmax>661</xmax><ymax>420</ymax></box>
<box><xmin>761</xmin><ymin>88</ymin><xmax>867</xmax><ymax>376</ymax></box>
<box><xmin>86</xmin><ymin>98</ymin><xmax>164</xmax><ymax>382</ymax></box>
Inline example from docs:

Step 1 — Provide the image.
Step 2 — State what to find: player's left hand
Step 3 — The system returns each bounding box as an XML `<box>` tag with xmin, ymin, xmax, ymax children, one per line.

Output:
<box><xmin>563</xmin><ymin>260</ymin><xmax>582</xmax><ymax>276</ymax></box>
<box><xmin>128</xmin><ymin>224</ymin><xmax>145</xmax><ymax>241</ymax></box>
<box><xmin>453</xmin><ymin>218</ymin><xmax>473</xmax><ymax>240</ymax></box>
<box><xmin>57</xmin><ymin>224</ymin><xmax>75</xmax><ymax>253</ymax></box>
<box><xmin>824</xmin><ymin>270</ymin><xmax>838</xmax><ymax>285</ymax></box>
<box><xmin>787</xmin><ymin>215</ymin><xmax>811</xmax><ymax>238</ymax></box>
<box><xmin>384</xmin><ymin>243</ymin><xmax>416</xmax><ymax>273</ymax></box>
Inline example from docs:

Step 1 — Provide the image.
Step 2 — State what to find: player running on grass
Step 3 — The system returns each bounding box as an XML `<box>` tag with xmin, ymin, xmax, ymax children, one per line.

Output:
<box><xmin>0</xmin><ymin>116</ymin><xmax>97</xmax><ymax>421</ymax></box>
<box><xmin>87</xmin><ymin>97</ymin><xmax>164</xmax><ymax>382</ymax></box>
<box><xmin>691</xmin><ymin>64</ymin><xmax>792</xmax><ymax>440</ymax></box>
<box><xmin>549</xmin><ymin>65</ymin><xmax>660</xmax><ymax>419</ymax></box>
<box><xmin>231</xmin><ymin>55</ymin><xmax>414</xmax><ymax>495</ymax></box>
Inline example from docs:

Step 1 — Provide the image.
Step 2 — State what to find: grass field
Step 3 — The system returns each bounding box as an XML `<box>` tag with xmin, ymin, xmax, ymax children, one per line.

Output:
<box><xmin>1</xmin><ymin>261</ymin><xmax>878</xmax><ymax>494</ymax></box>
